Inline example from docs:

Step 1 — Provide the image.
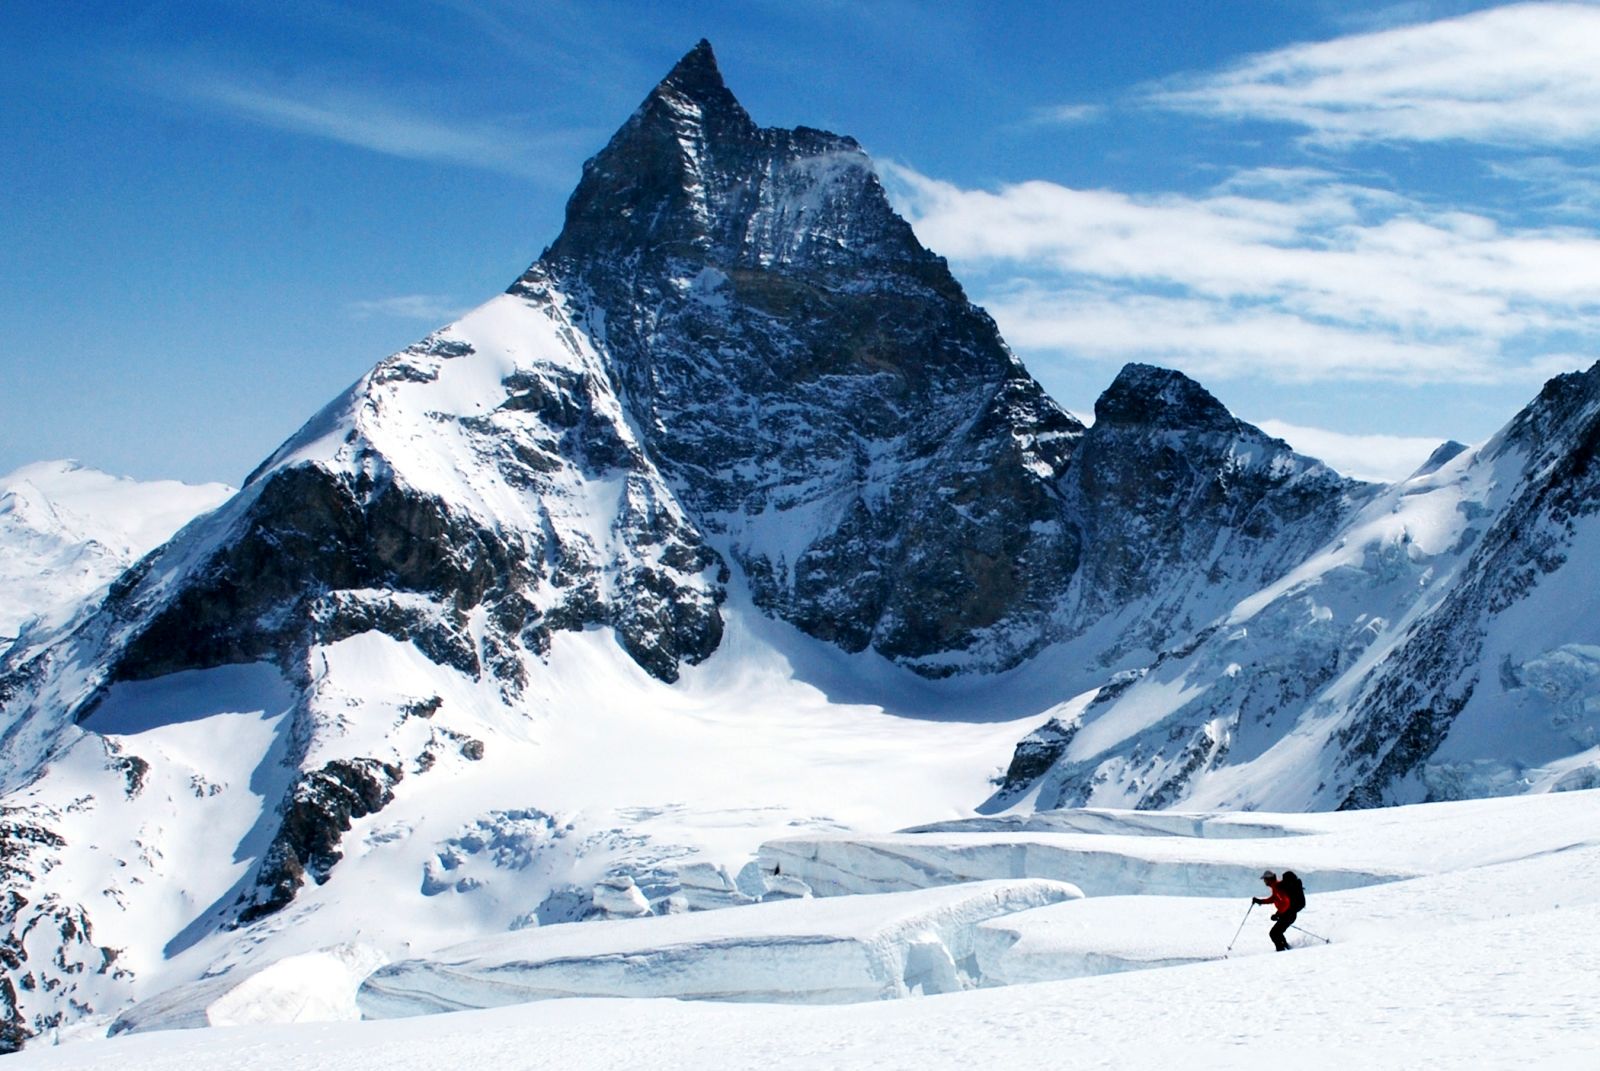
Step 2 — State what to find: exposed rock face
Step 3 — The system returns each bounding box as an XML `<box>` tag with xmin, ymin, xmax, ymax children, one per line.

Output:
<box><xmin>240</xmin><ymin>758</ymin><xmax>404</xmax><ymax>924</ymax></box>
<box><xmin>515</xmin><ymin>49</ymin><xmax>1365</xmax><ymax>679</ymax></box>
<box><xmin>998</xmin><ymin>362</ymin><xmax>1600</xmax><ymax>813</ymax></box>
<box><xmin>105</xmin><ymin>342</ymin><xmax>726</xmax><ymax>694</ymax></box>
<box><xmin>532</xmin><ymin>40</ymin><xmax>1084</xmax><ymax>675</ymax></box>
<box><xmin>1054</xmin><ymin>364</ymin><xmax>1372</xmax><ymax>667</ymax></box>
<box><xmin>995</xmin><ymin>717</ymin><xmax>1080</xmax><ymax>793</ymax></box>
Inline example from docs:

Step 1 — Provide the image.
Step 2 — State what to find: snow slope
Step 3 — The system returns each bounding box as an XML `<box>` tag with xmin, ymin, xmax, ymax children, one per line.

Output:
<box><xmin>9</xmin><ymin>789</ymin><xmax>1597</xmax><ymax>1068</ymax></box>
<box><xmin>0</xmin><ymin>599</ymin><xmax>1055</xmax><ymax>1045</ymax></box>
<box><xmin>19</xmin><ymin>915</ymin><xmax>1596</xmax><ymax>1070</ymax></box>
<box><xmin>1000</xmin><ymin>369</ymin><xmax>1600</xmax><ymax>812</ymax></box>
<box><xmin>0</xmin><ymin>461</ymin><xmax>232</xmax><ymax>654</ymax></box>
<box><xmin>15</xmin><ymin>925</ymin><xmax>1598</xmax><ymax>1071</ymax></box>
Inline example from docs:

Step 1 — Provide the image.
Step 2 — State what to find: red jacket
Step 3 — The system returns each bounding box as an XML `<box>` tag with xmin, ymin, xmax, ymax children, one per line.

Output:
<box><xmin>1256</xmin><ymin>879</ymin><xmax>1290</xmax><ymax>913</ymax></box>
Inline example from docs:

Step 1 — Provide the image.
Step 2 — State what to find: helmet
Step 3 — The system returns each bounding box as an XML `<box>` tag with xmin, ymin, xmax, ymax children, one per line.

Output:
<box><xmin>1261</xmin><ymin>870</ymin><xmax>1277</xmax><ymax>881</ymax></box>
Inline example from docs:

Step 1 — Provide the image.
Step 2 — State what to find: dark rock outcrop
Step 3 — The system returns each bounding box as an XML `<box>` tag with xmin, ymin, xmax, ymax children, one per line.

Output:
<box><xmin>239</xmin><ymin>758</ymin><xmax>404</xmax><ymax>924</ymax></box>
<box><xmin>1058</xmin><ymin>365</ymin><xmax>1373</xmax><ymax>666</ymax></box>
<box><xmin>994</xmin><ymin>717</ymin><xmax>1080</xmax><ymax>793</ymax></box>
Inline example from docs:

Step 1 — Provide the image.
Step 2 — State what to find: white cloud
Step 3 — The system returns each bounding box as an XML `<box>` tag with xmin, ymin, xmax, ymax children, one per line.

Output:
<box><xmin>1491</xmin><ymin>156</ymin><xmax>1600</xmax><ymax>214</ymax></box>
<box><xmin>1150</xmin><ymin>2</ymin><xmax>1600</xmax><ymax>147</ymax></box>
<box><xmin>1030</xmin><ymin>103</ymin><xmax>1105</xmax><ymax>126</ymax></box>
<box><xmin>881</xmin><ymin>162</ymin><xmax>1600</xmax><ymax>386</ymax></box>
<box><xmin>1253</xmin><ymin>418</ymin><xmax>1452</xmax><ymax>482</ymax></box>
<box><xmin>982</xmin><ymin>287</ymin><xmax>1502</xmax><ymax>384</ymax></box>
<box><xmin>348</xmin><ymin>295</ymin><xmax>467</xmax><ymax>322</ymax></box>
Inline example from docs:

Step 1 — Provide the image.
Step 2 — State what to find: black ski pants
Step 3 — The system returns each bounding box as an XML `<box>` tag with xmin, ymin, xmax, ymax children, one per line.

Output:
<box><xmin>1270</xmin><ymin>910</ymin><xmax>1298</xmax><ymax>951</ymax></box>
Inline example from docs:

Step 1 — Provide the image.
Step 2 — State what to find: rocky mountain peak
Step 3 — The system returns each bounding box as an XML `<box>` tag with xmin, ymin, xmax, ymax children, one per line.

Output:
<box><xmin>541</xmin><ymin>40</ymin><xmax>761</xmax><ymax>265</ymax></box>
<box><xmin>513</xmin><ymin>44</ymin><xmax>1081</xmax><ymax>677</ymax></box>
<box><xmin>1092</xmin><ymin>363</ymin><xmax>1239</xmax><ymax>433</ymax></box>
<box><xmin>651</xmin><ymin>39</ymin><xmax>744</xmax><ymax>121</ymax></box>
<box><xmin>540</xmin><ymin>39</ymin><xmax>930</xmax><ymax>284</ymax></box>
<box><xmin>1491</xmin><ymin>360</ymin><xmax>1600</xmax><ymax>465</ymax></box>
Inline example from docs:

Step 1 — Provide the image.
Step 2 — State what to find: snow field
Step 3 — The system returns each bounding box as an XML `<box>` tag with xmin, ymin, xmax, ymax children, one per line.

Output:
<box><xmin>13</xmin><ymin>900</ymin><xmax>1599</xmax><ymax>1070</ymax></box>
<box><xmin>20</xmin><ymin>619</ymin><xmax>1600</xmax><ymax>1050</ymax></box>
<box><xmin>975</xmin><ymin>838</ymin><xmax>1600</xmax><ymax>983</ymax></box>
<box><xmin>0</xmin><ymin>460</ymin><xmax>232</xmax><ymax>653</ymax></box>
<box><xmin>11</xmin><ymin>664</ymin><xmax>299</xmax><ymax>988</ymax></box>
<box><xmin>758</xmin><ymin>791</ymin><xmax>1600</xmax><ymax>988</ymax></box>
<box><xmin>974</xmin><ymin>895</ymin><xmax>1264</xmax><ymax>982</ymax></box>
<box><xmin>3</xmin><ymin>604</ymin><xmax>1061</xmax><ymax>1045</ymax></box>
<box><xmin>100</xmin><ymin>789</ymin><xmax>1600</xmax><ymax>1046</ymax></box>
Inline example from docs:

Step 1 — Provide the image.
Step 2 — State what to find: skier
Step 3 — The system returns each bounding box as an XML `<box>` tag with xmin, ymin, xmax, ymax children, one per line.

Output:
<box><xmin>1252</xmin><ymin>869</ymin><xmax>1305</xmax><ymax>951</ymax></box>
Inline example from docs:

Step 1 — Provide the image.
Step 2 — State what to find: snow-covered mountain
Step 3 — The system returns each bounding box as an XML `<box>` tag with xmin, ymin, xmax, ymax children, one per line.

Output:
<box><xmin>0</xmin><ymin>462</ymin><xmax>232</xmax><ymax>659</ymax></box>
<box><xmin>991</xmin><ymin>363</ymin><xmax>1600</xmax><ymax>813</ymax></box>
<box><xmin>2</xmin><ymin>41</ymin><xmax>1599</xmax><ymax>1054</ymax></box>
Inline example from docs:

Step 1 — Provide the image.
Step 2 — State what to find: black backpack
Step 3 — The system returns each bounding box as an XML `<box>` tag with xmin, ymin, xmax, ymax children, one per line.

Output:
<box><xmin>1281</xmin><ymin>871</ymin><xmax>1306</xmax><ymax>912</ymax></box>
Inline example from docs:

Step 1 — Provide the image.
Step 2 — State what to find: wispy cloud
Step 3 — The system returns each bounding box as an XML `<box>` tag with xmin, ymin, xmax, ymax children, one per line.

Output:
<box><xmin>1491</xmin><ymin>156</ymin><xmax>1600</xmax><ymax>214</ymax></box>
<box><xmin>882</xmin><ymin>161</ymin><xmax>1600</xmax><ymax>386</ymax></box>
<box><xmin>1253</xmin><ymin>418</ymin><xmax>1451</xmax><ymax>482</ymax></box>
<box><xmin>1029</xmin><ymin>103</ymin><xmax>1105</xmax><ymax>126</ymax></box>
<box><xmin>348</xmin><ymin>294</ymin><xmax>468</xmax><ymax>322</ymax></box>
<box><xmin>1150</xmin><ymin>2</ymin><xmax>1600</xmax><ymax>147</ymax></box>
<box><xmin>130</xmin><ymin>59</ymin><xmax>595</xmax><ymax>181</ymax></box>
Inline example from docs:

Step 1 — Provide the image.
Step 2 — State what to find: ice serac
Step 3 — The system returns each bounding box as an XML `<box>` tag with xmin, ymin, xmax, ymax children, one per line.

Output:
<box><xmin>356</xmin><ymin>880</ymin><xmax>1083</xmax><ymax>1014</ymax></box>
<box><xmin>528</xmin><ymin>40</ymin><xmax>1085</xmax><ymax>676</ymax></box>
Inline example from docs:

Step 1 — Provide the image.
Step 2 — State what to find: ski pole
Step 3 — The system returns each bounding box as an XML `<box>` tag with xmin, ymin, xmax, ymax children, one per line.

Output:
<box><xmin>1291</xmin><ymin>923</ymin><xmax>1331</xmax><ymax>944</ymax></box>
<box><xmin>1224</xmin><ymin>901</ymin><xmax>1254</xmax><ymax>957</ymax></box>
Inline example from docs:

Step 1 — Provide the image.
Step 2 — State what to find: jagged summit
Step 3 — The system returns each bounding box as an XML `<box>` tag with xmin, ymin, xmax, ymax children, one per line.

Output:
<box><xmin>539</xmin><ymin>39</ymin><xmax>921</xmax><ymax>281</ymax></box>
<box><xmin>524</xmin><ymin>43</ymin><xmax>1084</xmax><ymax>677</ymax></box>
<box><xmin>653</xmin><ymin>39</ymin><xmax>742</xmax><ymax>116</ymax></box>
<box><xmin>1093</xmin><ymin>363</ymin><xmax>1239</xmax><ymax>433</ymax></box>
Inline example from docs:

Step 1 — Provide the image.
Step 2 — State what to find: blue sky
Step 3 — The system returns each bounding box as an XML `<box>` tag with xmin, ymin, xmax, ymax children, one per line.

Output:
<box><xmin>3</xmin><ymin>1</ymin><xmax>1598</xmax><ymax>484</ymax></box>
